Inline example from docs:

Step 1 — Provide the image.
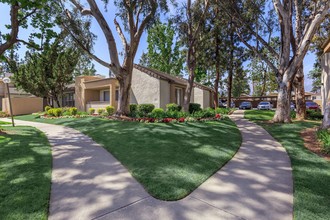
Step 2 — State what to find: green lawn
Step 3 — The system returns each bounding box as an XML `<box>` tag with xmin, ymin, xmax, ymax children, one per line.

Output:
<box><xmin>0</xmin><ymin>126</ymin><xmax>52</xmax><ymax>220</ymax></box>
<box><xmin>245</xmin><ymin>109</ymin><xmax>275</xmax><ymax>121</ymax></box>
<box><xmin>244</xmin><ymin>110</ymin><xmax>330</xmax><ymax>219</ymax></box>
<box><xmin>15</xmin><ymin>115</ymin><xmax>241</xmax><ymax>200</ymax></box>
<box><xmin>0</xmin><ymin>121</ymin><xmax>11</xmax><ymax>125</ymax></box>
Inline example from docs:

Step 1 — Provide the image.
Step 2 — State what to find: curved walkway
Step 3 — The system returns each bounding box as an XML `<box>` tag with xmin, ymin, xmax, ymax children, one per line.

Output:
<box><xmin>1</xmin><ymin>110</ymin><xmax>293</xmax><ymax>220</ymax></box>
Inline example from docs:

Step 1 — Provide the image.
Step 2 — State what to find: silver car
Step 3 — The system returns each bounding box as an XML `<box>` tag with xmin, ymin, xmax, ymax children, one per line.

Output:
<box><xmin>257</xmin><ymin>102</ymin><xmax>273</xmax><ymax>110</ymax></box>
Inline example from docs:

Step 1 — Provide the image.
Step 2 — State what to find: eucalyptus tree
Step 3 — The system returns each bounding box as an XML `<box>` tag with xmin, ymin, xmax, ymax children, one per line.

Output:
<box><xmin>58</xmin><ymin>0</ymin><xmax>169</xmax><ymax>115</ymax></box>
<box><xmin>0</xmin><ymin>0</ymin><xmax>57</xmax><ymax>56</ymax></box>
<box><xmin>220</xmin><ymin>0</ymin><xmax>330</xmax><ymax>122</ymax></box>
<box><xmin>174</xmin><ymin>0</ymin><xmax>210</xmax><ymax>111</ymax></box>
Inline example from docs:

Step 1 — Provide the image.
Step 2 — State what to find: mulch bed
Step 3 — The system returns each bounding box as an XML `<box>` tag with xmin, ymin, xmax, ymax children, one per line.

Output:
<box><xmin>301</xmin><ymin>127</ymin><xmax>330</xmax><ymax>161</ymax></box>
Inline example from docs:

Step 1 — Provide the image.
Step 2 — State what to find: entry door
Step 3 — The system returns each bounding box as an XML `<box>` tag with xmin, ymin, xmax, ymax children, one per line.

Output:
<box><xmin>104</xmin><ymin>91</ymin><xmax>110</xmax><ymax>101</ymax></box>
<box><xmin>175</xmin><ymin>88</ymin><xmax>183</xmax><ymax>105</ymax></box>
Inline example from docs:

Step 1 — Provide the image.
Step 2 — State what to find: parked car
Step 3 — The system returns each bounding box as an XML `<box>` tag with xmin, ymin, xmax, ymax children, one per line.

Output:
<box><xmin>239</xmin><ymin>101</ymin><xmax>252</xmax><ymax>110</ymax></box>
<box><xmin>290</xmin><ymin>102</ymin><xmax>295</xmax><ymax>111</ymax></box>
<box><xmin>257</xmin><ymin>101</ymin><xmax>273</xmax><ymax>110</ymax></box>
<box><xmin>223</xmin><ymin>101</ymin><xmax>235</xmax><ymax>108</ymax></box>
<box><xmin>306</xmin><ymin>101</ymin><xmax>320</xmax><ymax>110</ymax></box>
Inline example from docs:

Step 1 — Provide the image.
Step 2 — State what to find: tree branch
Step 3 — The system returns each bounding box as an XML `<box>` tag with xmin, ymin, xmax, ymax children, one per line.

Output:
<box><xmin>18</xmin><ymin>8</ymin><xmax>37</xmax><ymax>24</ymax></box>
<box><xmin>17</xmin><ymin>39</ymin><xmax>42</xmax><ymax>50</ymax></box>
<box><xmin>114</xmin><ymin>17</ymin><xmax>128</xmax><ymax>51</ymax></box>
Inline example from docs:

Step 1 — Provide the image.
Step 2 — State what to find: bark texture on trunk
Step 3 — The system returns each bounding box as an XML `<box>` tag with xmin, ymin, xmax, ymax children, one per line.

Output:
<box><xmin>183</xmin><ymin>68</ymin><xmax>195</xmax><ymax>111</ymax></box>
<box><xmin>273</xmin><ymin>80</ymin><xmax>292</xmax><ymax>123</ymax></box>
<box><xmin>117</xmin><ymin>73</ymin><xmax>132</xmax><ymax>116</ymax></box>
<box><xmin>294</xmin><ymin>65</ymin><xmax>306</xmax><ymax>120</ymax></box>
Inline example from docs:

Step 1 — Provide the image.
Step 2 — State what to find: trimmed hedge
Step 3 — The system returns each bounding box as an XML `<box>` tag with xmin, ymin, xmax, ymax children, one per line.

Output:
<box><xmin>106</xmin><ymin>106</ymin><xmax>115</xmax><ymax>116</ymax></box>
<box><xmin>150</xmin><ymin>108</ymin><xmax>165</xmax><ymax>119</ymax></box>
<box><xmin>189</xmin><ymin>103</ymin><xmax>201</xmax><ymax>114</ymax></box>
<box><xmin>137</xmin><ymin>104</ymin><xmax>155</xmax><ymax>117</ymax></box>
<box><xmin>166</xmin><ymin>103</ymin><xmax>182</xmax><ymax>112</ymax></box>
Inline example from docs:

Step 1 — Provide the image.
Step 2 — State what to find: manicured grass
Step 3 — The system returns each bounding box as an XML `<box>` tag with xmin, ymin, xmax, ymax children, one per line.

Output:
<box><xmin>0</xmin><ymin>121</ymin><xmax>11</xmax><ymax>125</ymax></box>
<box><xmin>244</xmin><ymin>109</ymin><xmax>275</xmax><ymax>121</ymax></box>
<box><xmin>15</xmin><ymin>115</ymin><xmax>241</xmax><ymax>200</ymax></box>
<box><xmin>244</xmin><ymin>111</ymin><xmax>330</xmax><ymax>219</ymax></box>
<box><xmin>0</xmin><ymin>126</ymin><xmax>52</xmax><ymax>220</ymax></box>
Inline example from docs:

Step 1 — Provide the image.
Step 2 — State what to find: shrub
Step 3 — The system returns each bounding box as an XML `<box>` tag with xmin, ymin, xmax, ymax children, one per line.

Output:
<box><xmin>106</xmin><ymin>106</ymin><xmax>115</xmax><ymax>116</ymax></box>
<box><xmin>77</xmin><ymin>111</ymin><xmax>88</xmax><ymax>116</ymax></box>
<box><xmin>89</xmin><ymin>108</ymin><xmax>95</xmax><ymax>115</ymax></box>
<box><xmin>165</xmin><ymin>110</ymin><xmax>188</xmax><ymax>119</ymax></box>
<box><xmin>137</xmin><ymin>104</ymin><xmax>155</xmax><ymax>117</ymax></box>
<box><xmin>166</xmin><ymin>103</ymin><xmax>182</xmax><ymax>112</ymax></box>
<box><xmin>63</xmin><ymin>111</ymin><xmax>71</xmax><ymax>116</ymax></box>
<box><xmin>53</xmin><ymin>108</ymin><xmax>63</xmax><ymax>117</ymax></box>
<box><xmin>97</xmin><ymin>108</ymin><xmax>105</xmax><ymax>115</ymax></box>
<box><xmin>193</xmin><ymin>108</ymin><xmax>215</xmax><ymax>118</ymax></box>
<box><xmin>215</xmin><ymin>107</ymin><xmax>231</xmax><ymax>115</ymax></box>
<box><xmin>45</xmin><ymin>106</ymin><xmax>51</xmax><ymax>112</ymax></box>
<box><xmin>0</xmin><ymin>111</ymin><xmax>9</xmax><ymax>117</ymax></box>
<box><xmin>290</xmin><ymin>111</ymin><xmax>296</xmax><ymax>119</ymax></box>
<box><xmin>150</xmin><ymin>108</ymin><xmax>165</xmax><ymax>119</ymax></box>
<box><xmin>189</xmin><ymin>103</ymin><xmax>201</xmax><ymax>114</ymax></box>
<box><xmin>306</xmin><ymin>109</ymin><xmax>323</xmax><ymax>120</ymax></box>
<box><xmin>69</xmin><ymin>107</ymin><xmax>78</xmax><ymax>116</ymax></box>
<box><xmin>47</xmin><ymin>108</ymin><xmax>54</xmax><ymax>116</ymax></box>
<box><xmin>317</xmin><ymin>130</ymin><xmax>330</xmax><ymax>154</ymax></box>
<box><xmin>129</xmin><ymin>104</ymin><xmax>138</xmax><ymax>117</ymax></box>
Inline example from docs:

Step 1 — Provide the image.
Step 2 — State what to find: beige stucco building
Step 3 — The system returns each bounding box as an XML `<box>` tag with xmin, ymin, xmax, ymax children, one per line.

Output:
<box><xmin>75</xmin><ymin>64</ymin><xmax>214</xmax><ymax>112</ymax></box>
<box><xmin>321</xmin><ymin>37</ymin><xmax>330</xmax><ymax>114</ymax></box>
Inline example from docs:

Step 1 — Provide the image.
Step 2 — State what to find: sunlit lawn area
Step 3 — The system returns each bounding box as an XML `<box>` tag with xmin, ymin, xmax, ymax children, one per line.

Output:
<box><xmin>0</xmin><ymin>126</ymin><xmax>52</xmax><ymax>220</ymax></box>
<box><xmin>15</xmin><ymin>115</ymin><xmax>241</xmax><ymax>200</ymax></box>
<box><xmin>244</xmin><ymin>110</ymin><xmax>330</xmax><ymax>219</ymax></box>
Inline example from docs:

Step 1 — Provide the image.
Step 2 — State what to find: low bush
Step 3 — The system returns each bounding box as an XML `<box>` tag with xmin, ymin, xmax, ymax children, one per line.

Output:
<box><xmin>0</xmin><ymin>111</ymin><xmax>9</xmax><ymax>117</ymax></box>
<box><xmin>129</xmin><ymin>104</ymin><xmax>138</xmax><ymax>117</ymax></box>
<box><xmin>166</xmin><ymin>103</ymin><xmax>182</xmax><ymax>112</ymax></box>
<box><xmin>44</xmin><ymin>106</ymin><xmax>51</xmax><ymax>112</ymax></box>
<box><xmin>97</xmin><ymin>108</ymin><xmax>105</xmax><ymax>115</ymax></box>
<box><xmin>106</xmin><ymin>106</ymin><xmax>115</xmax><ymax>116</ymax></box>
<box><xmin>89</xmin><ymin>108</ymin><xmax>95</xmax><ymax>115</ymax></box>
<box><xmin>69</xmin><ymin>107</ymin><xmax>78</xmax><ymax>116</ymax></box>
<box><xmin>290</xmin><ymin>111</ymin><xmax>296</xmax><ymax>119</ymax></box>
<box><xmin>192</xmin><ymin>108</ymin><xmax>215</xmax><ymax>119</ymax></box>
<box><xmin>316</xmin><ymin>129</ymin><xmax>330</xmax><ymax>154</ymax></box>
<box><xmin>165</xmin><ymin>110</ymin><xmax>188</xmax><ymax>119</ymax></box>
<box><xmin>53</xmin><ymin>108</ymin><xmax>62</xmax><ymax>117</ymax></box>
<box><xmin>306</xmin><ymin>109</ymin><xmax>323</xmax><ymax>120</ymax></box>
<box><xmin>150</xmin><ymin>108</ymin><xmax>165</xmax><ymax>119</ymax></box>
<box><xmin>215</xmin><ymin>107</ymin><xmax>232</xmax><ymax>115</ymax></box>
<box><xmin>77</xmin><ymin>111</ymin><xmax>88</xmax><ymax>116</ymax></box>
<box><xmin>189</xmin><ymin>103</ymin><xmax>201</xmax><ymax>114</ymax></box>
<box><xmin>63</xmin><ymin>111</ymin><xmax>71</xmax><ymax>116</ymax></box>
<box><xmin>137</xmin><ymin>104</ymin><xmax>155</xmax><ymax>117</ymax></box>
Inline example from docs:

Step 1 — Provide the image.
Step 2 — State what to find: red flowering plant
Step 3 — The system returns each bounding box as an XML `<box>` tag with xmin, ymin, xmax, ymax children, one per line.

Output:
<box><xmin>163</xmin><ymin>118</ymin><xmax>173</xmax><ymax>123</ymax></box>
<box><xmin>215</xmin><ymin>113</ymin><xmax>221</xmax><ymax>119</ymax></box>
<box><xmin>178</xmin><ymin>117</ymin><xmax>185</xmax><ymax>123</ymax></box>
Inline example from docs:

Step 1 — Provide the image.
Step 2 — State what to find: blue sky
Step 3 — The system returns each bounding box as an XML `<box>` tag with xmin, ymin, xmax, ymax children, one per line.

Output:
<box><xmin>0</xmin><ymin>1</ymin><xmax>317</xmax><ymax>91</ymax></box>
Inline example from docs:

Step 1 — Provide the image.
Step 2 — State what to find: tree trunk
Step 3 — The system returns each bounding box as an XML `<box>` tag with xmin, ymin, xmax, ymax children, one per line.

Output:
<box><xmin>227</xmin><ymin>23</ymin><xmax>234</xmax><ymax>109</ymax></box>
<box><xmin>273</xmin><ymin>79</ymin><xmax>292</xmax><ymax>123</ymax></box>
<box><xmin>183</xmin><ymin>68</ymin><xmax>195</xmax><ymax>111</ymax></box>
<box><xmin>321</xmin><ymin>102</ymin><xmax>330</xmax><ymax>129</ymax></box>
<box><xmin>116</xmin><ymin>71</ymin><xmax>132</xmax><ymax>116</ymax></box>
<box><xmin>213</xmin><ymin>65</ymin><xmax>220</xmax><ymax>108</ymax></box>
<box><xmin>294</xmin><ymin>65</ymin><xmax>306</xmax><ymax>120</ymax></box>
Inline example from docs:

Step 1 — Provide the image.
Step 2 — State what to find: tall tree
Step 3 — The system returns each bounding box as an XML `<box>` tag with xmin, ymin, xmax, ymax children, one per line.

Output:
<box><xmin>59</xmin><ymin>0</ymin><xmax>169</xmax><ymax>115</ymax></box>
<box><xmin>13</xmin><ymin>36</ymin><xmax>80</xmax><ymax>107</ymax></box>
<box><xmin>0</xmin><ymin>0</ymin><xmax>57</xmax><ymax>56</ymax></box>
<box><xmin>140</xmin><ymin>22</ymin><xmax>184</xmax><ymax>76</ymax></box>
<box><xmin>174</xmin><ymin>0</ymin><xmax>210</xmax><ymax>111</ymax></box>
<box><xmin>220</xmin><ymin>0</ymin><xmax>330</xmax><ymax>122</ymax></box>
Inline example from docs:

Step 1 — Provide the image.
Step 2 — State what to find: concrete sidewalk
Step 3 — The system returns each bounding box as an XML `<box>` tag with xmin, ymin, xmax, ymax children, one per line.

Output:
<box><xmin>1</xmin><ymin>110</ymin><xmax>293</xmax><ymax>220</ymax></box>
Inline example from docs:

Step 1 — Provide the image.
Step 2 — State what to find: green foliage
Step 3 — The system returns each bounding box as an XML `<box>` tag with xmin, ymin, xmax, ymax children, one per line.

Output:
<box><xmin>165</xmin><ymin>110</ymin><xmax>188</xmax><ymax>119</ymax></box>
<box><xmin>306</xmin><ymin>110</ymin><xmax>323</xmax><ymax>120</ymax></box>
<box><xmin>150</xmin><ymin>108</ymin><xmax>165</xmax><ymax>119</ymax></box>
<box><xmin>215</xmin><ymin>108</ymin><xmax>232</xmax><ymax>115</ymax></box>
<box><xmin>129</xmin><ymin>104</ymin><xmax>138</xmax><ymax>117</ymax></box>
<box><xmin>0</xmin><ymin>111</ymin><xmax>9</xmax><ymax>117</ymax></box>
<box><xmin>97</xmin><ymin>108</ymin><xmax>105</xmax><ymax>115</ymax></box>
<box><xmin>13</xmin><ymin>34</ymin><xmax>80</xmax><ymax>105</ymax></box>
<box><xmin>291</xmin><ymin>111</ymin><xmax>296</xmax><ymax>119</ymax></box>
<box><xmin>140</xmin><ymin>22</ymin><xmax>184</xmax><ymax>76</ymax></box>
<box><xmin>69</xmin><ymin>107</ymin><xmax>78</xmax><ymax>116</ymax></box>
<box><xmin>166</xmin><ymin>103</ymin><xmax>182</xmax><ymax>112</ymax></box>
<box><xmin>192</xmin><ymin>108</ymin><xmax>215</xmax><ymax>118</ymax></box>
<box><xmin>44</xmin><ymin>106</ymin><xmax>51</xmax><ymax>112</ymax></box>
<box><xmin>47</xmin><ymin>108</ymin><xmax>62</xmax><ymax>117</ymax></box>
<box><xmin>105</xmin><ymin>106</ymin><xmax>115</xmax><ymax>116</ymax></box>
<box><xmin>88</xmin><ymin>108</ymin><xmax>95</xmax><ymax>115</ymax></box>
<box><xmin>189</xmin><ymin>103</ymin><xmax>201</xmax><ymax>114</ymax></box>
<box><xmin>316</xmin><ymin>130</ymin><xmax>330</xmax><ymax>153</ymax></box>
<box><xmin>137</xmin><ymin>104</ymin><xmax>155</xmax><ymax>117</ymax></box>
<box><xmin>77</xmin><ymin>111</ymin><xmax>88</xmax><ymax>116</ymax></box>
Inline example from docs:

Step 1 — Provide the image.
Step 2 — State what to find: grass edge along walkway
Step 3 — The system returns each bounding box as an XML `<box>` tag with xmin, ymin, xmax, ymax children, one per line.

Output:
<box><xmin>0</xmin><ymin>126</ymin><xmax>52</xmax><ymax>220</ymax></box>
<box><xmin>14</xmin><ymin>115</ymin><xmax>242</xmax><ymax>201</ymax></box>
<box><xmin>244</xmin><ymin>110</ymin><xmax>330</xmax><ymax>219</ymax></box>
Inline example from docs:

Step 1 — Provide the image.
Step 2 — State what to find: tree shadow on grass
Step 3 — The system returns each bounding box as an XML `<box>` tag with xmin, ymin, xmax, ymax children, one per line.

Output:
<box><xmin>0</xmin><ymin>127</ymin><xmax>51</xmax><ymax>220</ymax></box>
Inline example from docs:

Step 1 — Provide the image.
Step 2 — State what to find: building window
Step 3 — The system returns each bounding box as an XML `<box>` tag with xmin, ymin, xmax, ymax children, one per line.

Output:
<box><xmin>62</xmin><ymin>92</ymin><xmax>75</xmax><ymax>107</ymax></box>
<box><xmin>104</xmin><ymin>91</ymin><xmax>110</xmax><ymax>101</ymax></box>
<box><xmin>175</xmin><ymin>88</ymin><xmax>183</xmax><ymax>105</ymax></box>
<box><xmin>115</xmin><ymin>87</ymin><xmax>119</xmax><ymax>101</ymax></box>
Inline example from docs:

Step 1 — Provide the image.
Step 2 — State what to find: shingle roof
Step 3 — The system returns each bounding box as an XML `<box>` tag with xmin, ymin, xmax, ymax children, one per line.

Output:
<box><xmin>133</xmin><ymin>64</ymin><xmax>214</xmax><ymax>92</ymax></box>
